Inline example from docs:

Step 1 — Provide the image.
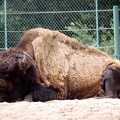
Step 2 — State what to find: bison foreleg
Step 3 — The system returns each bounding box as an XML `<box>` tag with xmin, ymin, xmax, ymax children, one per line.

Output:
<box><xmin>32</xmin><ymin>84</ymin><xmax>58</xmax><ymax>102</ymax></box>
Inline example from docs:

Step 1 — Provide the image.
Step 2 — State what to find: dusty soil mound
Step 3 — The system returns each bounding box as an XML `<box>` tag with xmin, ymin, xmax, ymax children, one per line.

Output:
<box><xmin>0</xmin><ymin>98</ymin><xmax>120</xmax><ymax>120</ymax></box>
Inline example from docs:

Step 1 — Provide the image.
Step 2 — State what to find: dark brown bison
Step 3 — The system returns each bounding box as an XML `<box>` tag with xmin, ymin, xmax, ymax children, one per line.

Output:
<box><xmin>0</xmin><ymin>28</ymin><xmax>120</xmax><ymax>102</ymax></box>
<box><xmin>0</xmin><ymin>47</ymin><xmax>57</xmax><ymax>102</ymax></box>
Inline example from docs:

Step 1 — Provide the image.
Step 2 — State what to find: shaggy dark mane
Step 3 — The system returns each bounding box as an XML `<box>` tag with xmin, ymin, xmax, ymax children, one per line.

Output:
<box><xmin>0</xmin><ymin>48</ymin><xmax>27</xmax><ymax>78</ymax></box>
<box><xmin>0</xmin><ymin>47</ymin><xmax>57</xmax><ymax>102</ymax></box>
<box><xmin>0</xmin><ymin>48</ymin><xmax>40</xmax><ymax>102</ymax></box>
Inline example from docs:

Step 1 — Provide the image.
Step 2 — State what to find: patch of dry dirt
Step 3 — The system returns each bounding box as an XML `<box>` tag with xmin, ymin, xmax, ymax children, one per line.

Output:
<box><xmin>0</xmin><ymin>98</ymin><xmax>120</xmax><ymax>120</ymax></box>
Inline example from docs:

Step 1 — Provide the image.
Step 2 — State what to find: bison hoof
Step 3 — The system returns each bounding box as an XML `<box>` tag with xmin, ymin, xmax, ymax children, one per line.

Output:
<box><xmin>32</xmin><ymin>85</ymin><xmax>58</xmax><ymax>102</ymax></box>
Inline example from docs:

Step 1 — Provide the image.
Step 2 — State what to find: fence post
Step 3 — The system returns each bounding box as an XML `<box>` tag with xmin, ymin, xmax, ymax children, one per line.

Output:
<box><xmin>95</xmin><ymin>0</ymin><xmax>99</xmax><ymax>47</ymax></box>
<box><xmin>113</xmin><ymin>6</ymin><xmax>120</xmax><ymax>60</ymax></box>
<box><xmin>4</xmin><ymin>0</ymin><xmax>7</xmax><ymax>50</ymax></box>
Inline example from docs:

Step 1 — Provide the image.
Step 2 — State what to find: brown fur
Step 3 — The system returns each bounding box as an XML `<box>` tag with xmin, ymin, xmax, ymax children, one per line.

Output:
<box><xmin>20</xmin><ymin>28</ymin><xmax>116</xmax><ymax>100</ymax></box>
<box><xmin>0</xmin><ymin>48</ymin><xmax>42</xmax><ymax>102</ymax></box>
<box><xmin>0</xmin><ymin>28</ymin><xmax>120</xmax><ymax>102</ymax></box>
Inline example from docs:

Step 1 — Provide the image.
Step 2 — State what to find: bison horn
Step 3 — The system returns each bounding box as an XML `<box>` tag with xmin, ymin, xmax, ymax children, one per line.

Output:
<box><xmin>22</xmin><ymin>51</ymin><xmax>36</xmax><ymax>69</ymax></box>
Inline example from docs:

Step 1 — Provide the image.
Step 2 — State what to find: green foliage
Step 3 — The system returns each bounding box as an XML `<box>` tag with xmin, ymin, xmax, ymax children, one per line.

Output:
<box><xmin>65</xmin><ymin>19</ymin><xmax>114</xmax><ymax>57</ymax></box>
<box><xmin>65</xmin><ymin>22</ymin><xmax>97</xmax><ymax>46</ymax></box>
<box><xmin>0</xmin><ymin>0</ymin><xmax>119</xmax><ymax>50</ymax></box>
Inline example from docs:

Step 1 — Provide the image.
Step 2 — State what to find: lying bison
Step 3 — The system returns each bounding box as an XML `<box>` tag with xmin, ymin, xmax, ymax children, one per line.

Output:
<box><xmin>0</xmin><ymin>28</ymin><xmax>120</xmax><ymax>102</ymax></box>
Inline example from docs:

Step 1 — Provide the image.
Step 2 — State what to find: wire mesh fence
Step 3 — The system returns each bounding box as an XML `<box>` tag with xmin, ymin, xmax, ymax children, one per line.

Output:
<box><xmin>0</xmin><ymin>0</ymin><xmax>120</xmax><ymax>57</ymax></box>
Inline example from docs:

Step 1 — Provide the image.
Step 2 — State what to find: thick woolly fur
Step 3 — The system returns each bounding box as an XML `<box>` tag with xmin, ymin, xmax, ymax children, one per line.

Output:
<box><xmin>0</xmin><ymin>28</ymin><xmax>120</xmax><ymax>102</ymax></box>
<box><xmin>27</xmin><ymin>28</ymin><xmax>117</xmax><ymax>100</ymax></box>
<box><xmin>0</xmin><ymin>48</ymin><xmax>44</xmax><ymax>102</ymax></box>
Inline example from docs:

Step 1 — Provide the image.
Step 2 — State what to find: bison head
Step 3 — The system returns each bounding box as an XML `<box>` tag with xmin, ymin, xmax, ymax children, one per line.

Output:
<box><xmin>0</xmin><ymin>48</ymin><xmax>34</xmax><ymax>78</ymax></box>
<box><xmin>0</xmin><ymin>48</ymin><xmax>35</xmax><ymax>102</ymax></box>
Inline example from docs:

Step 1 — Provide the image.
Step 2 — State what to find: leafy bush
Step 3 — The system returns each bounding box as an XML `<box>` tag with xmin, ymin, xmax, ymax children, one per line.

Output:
<box><xmin>65</xmin><ymin>20</ymin><xmax>114</xmax><ymax>57</ymax></box>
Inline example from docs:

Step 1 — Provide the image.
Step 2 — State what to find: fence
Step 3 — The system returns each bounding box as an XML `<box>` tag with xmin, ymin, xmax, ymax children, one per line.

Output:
<box><xmin>0</xmin><ymin>0</ymin><xmax>120</xmax><ymax>57</ymax></box>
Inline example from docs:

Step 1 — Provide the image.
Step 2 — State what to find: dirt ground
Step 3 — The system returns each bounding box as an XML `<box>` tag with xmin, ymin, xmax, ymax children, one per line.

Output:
<box><xmin>0</xmin><ymin>98</ymin><xmax>120</xmax><ymax>120</ymax></box>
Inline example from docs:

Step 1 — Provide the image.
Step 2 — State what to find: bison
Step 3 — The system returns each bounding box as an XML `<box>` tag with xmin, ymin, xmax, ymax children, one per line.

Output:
<box><xmin>0</xmin><ymin>28</ymin><xmax>120</xmax><ymax>102</ymax></box>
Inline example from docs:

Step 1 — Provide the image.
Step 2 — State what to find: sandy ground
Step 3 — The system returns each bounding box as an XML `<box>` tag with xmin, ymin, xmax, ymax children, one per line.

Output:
<box><xmin>0</xmin><ymin>98</ymin><xmax>120</xmax><ymax>120</ymax></box>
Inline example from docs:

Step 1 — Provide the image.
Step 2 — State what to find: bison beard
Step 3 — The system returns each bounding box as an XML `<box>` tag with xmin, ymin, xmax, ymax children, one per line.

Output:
<box><xmin>0</xmin><ymin>48</ymin><xmax>57</xmax><ymax>102</ymax></box>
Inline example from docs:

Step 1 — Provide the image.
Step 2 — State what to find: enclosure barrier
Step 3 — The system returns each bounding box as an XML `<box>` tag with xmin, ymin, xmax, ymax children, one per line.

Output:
<box><xmin>0</xmin><ymin>0</ymin><xmax>119</xmax><ymax>58</ymax></box>
<box><xmin>113</xmin><ymin>6</ymin><xmax>120</xmax><ymax>60</ymax></box>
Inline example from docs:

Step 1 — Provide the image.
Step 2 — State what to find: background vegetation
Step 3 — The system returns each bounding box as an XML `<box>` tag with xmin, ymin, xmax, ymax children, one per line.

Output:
<box><xmin>0</xmin><ymin>0</ymin><xmax>120</xmax><ymax>57</ymax></box>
